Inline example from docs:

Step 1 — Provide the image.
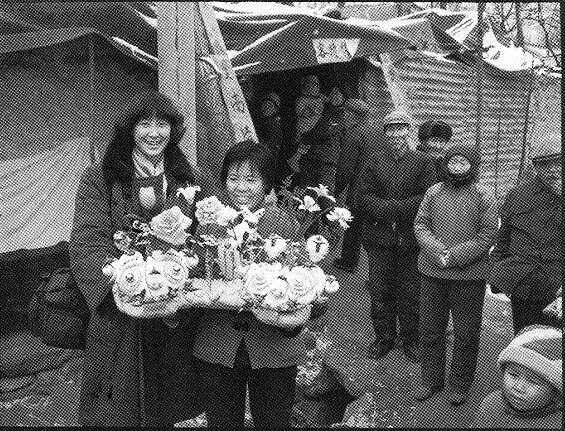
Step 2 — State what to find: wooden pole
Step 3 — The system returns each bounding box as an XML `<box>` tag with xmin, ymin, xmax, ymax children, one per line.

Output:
<box><xmin>87</xmin><ymin>34</ymin><xmax>97</xmax><ymax>164</ymax></box>
<box><xmin>157</xmin><ymin>2</ymin><xmax>197</xmax><ymax>166</ymax></box>
<box><xmin>475</xmin><ymin>2</ymin><xmax>485</xmax><ymax>152</ymax></box>
<box><xmin>515</xmin><ymin>2</ymin><xmax>524</xmax><ymax>47</ymax></box>
<box><xmin>516</xmin><ymin>61</ymin><xmax>536</xmax><ymax>185</ymax></box>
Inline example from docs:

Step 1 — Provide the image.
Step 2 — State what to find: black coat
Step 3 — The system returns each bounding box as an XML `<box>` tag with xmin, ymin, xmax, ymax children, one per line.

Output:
<box><xmin>69</xmin><ymin>164</ymin><xmax>214</xmax><ymax>426</ymax></box>
<box><xmin>489</xmin><ymin>178</ymin><xmax>562</xmax><ymax>301</ymax></box>
<box><xmin>335</xmin><ymin>120</ymin><xmax>382</xmax><ymax>207</ymax></box>
<box><xmin>356</xmin><ymin>148</ymin><xmax>437</xmax><ymax>250</ymax></box>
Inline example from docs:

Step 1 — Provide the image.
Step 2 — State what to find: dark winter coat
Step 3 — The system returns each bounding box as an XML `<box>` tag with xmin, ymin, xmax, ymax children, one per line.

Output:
<box><xmin>356</xmin><ymin>148</ymin><xmax>437</xmax><ymax>250</ymax></box>
<box><xmin>414</xmin><ymin>144</ymin><xmax>498</xmax><ymax>280</ymax></box>
<box><xmin>69</xmin><ymin>164</ymin><xmax>215</xmax><ymax>426</ymax></box>
<box><xmin>335</xmin><ymin>119</ymin><xmax>382</xmax><ymax>207</ymax></box>
<box><xmin>193</xmin><ymin>204</ymin><xmax>326</xmax><ymax>369</ymax></box>
<box><xmin>414</xmin><ymin>181</ymin><xmax>498</xmax><ymax>280</ymax></box>
<box><xmin>301</xmin><ymin>104</ymin><xmax>343</xmax><ymax>165</ymax></box>
<box><xmin>489</xmin><ymin>177</ymin><xmax>562</xmax><ymax>302</ymax></box>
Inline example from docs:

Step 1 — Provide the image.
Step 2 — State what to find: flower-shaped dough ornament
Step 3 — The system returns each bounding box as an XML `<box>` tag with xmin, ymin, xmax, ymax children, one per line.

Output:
<box><xmin>150</xmin><ymin>206</ymin><xmax>192</xmax><ymax>246</ymax></box>
<box><xmin>103</xmin><ymin>249</ymin><xmax>196</xmax><ymax>308</ymax></box>
<box><xmin>305</xmin><ymin>235</ymin><xmax>329</xmax><ymax>263</ymax></box>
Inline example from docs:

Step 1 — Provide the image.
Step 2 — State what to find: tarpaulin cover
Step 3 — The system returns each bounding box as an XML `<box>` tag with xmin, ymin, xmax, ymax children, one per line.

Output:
<box><xmin>0</xmin><ymin>2</ymin><xmax>414</xmax><ymax>75</ymax></box>
<box><xmin>0</xmin><ymin>137</ymin><xmax>90</xmax><ymax>253</ymax></box>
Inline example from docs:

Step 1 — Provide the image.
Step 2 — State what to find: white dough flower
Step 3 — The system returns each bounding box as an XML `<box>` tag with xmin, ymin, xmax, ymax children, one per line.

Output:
<box><xmin>299</xmin><ymin>195</ymin><xmax>321</xmax><ymax>212</ymax></box>
<box><xmin>305</xmin><ymin>235</ymin><xmax>330</xmax><ymax>263</ymax></box>
<box><xmin>327</xmin><ymin>207</ymin><xmax>353</xmax><ymax>229</ymax></box>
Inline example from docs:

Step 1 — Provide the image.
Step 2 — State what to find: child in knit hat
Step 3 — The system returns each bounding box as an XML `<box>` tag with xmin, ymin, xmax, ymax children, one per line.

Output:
<box><xmin>472</xmin><ymin>325</ymin><xmax>562</xmax><ymax>428</ymax></box>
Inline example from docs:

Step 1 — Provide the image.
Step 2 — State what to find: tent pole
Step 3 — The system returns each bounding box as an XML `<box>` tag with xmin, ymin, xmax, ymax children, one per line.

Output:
<box><xmin>88</xmin><ymin>34</ymin><xmax>97</xmax><ymax>164</ymax></box>
<box><xmin>474</xmin><ymin>2</ymin><xmax>485</xmax><ymax>153</ymax></box>
<box><xmin>516</xmin><ymin>60</ymin><xmax>536</xmax><ymax>185</ymax></box>
<box><xmin>157</xmin><ymin>2</ymin><xmax>197</xmax><ymax>166</ymax></box>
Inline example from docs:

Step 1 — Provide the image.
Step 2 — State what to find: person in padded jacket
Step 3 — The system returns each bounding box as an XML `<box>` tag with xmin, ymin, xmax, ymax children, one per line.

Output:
<box><xmin>69</xmin><ymin>92</ymin><xmax>214</xmax><ymax>426</ymax></box>
<box><xmin>413</xmin><ymin>143</ymin><xmax>498</xmax><ymax>406</ymax></box>
<box><xmin>193</xmin><ymin>140</ymin><xmax>326</xmax><ymax>428</ymax></box>
<box><xmin>356</xmin><ymin>110</ymin><xmax>437</xmax><ymax>363</ymax></box>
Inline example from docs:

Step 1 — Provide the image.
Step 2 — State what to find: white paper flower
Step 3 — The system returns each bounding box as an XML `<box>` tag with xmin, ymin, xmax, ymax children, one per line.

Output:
<box><xmin>264</xmin><ymin>234</ymin><xmax>288</xmax><ymax>260</ymax></box>
<box><xmin>176</xmin><ymin>185</ymin><xmax>201</xmax><ymax>205</ymax></box>
<box><xmin>113</xmin><ymin>231</ymin><xmax>132</xmax><ymax>252</ymax></box>
<box><xmin>285</xmin><ymin>266</ymin><xmax>317</xmax><ymax>306</ymax></box>
<box><xmin>306</xmin><ymin>235</ymin><xmax>330</xmax><ymax>263</ymax></box>
<box><xmin>230</xmin><ymin>221</ymin><xmax>254</xmax><ymax>245</ymax></box>
<box><xmin>216</xmin><ymin>205</ymin><xmax>240</xmax><ymax>227</ymax></box>
<box><xmin>195</xmin><ymin>196</ymin><xmax>225</xmax><ymax>225</ymax></box>
<box><xmin>324</xmin><ymin>274</ymin><xmax>340</xmax><ymax>294</ymax></box>
<box><xmin>240</xmin><ymin>206</ymin><xmax>265</xmax><ymax>225</ymax></box>
<box><xmin>244</xmin><ymin>262</ymin><xmax>283</xmax><ymax>300</ymax></box>
<box><xmin>309</xmin><ymin>265</ymin><xmax>328</xmax><ymax>297</ymax></box>
<box><xmin>327</xmin><ymin>207</ymin><xmax>353</xmax><ymax>229</ymax></box>
<box><xmin>150</xmin><ymin>206</ymin><xmax>192</xmax><ymax>245</ymax></box>
<box><xmin>307</xmin><ymin>184</ymin><xmax>336</xmax><ymax>202</ymax></box>
<box><xmin>299</xmin><ymin>195</ymin><xmax>321</xmax><ymax>212</ymax></box>
<box><xmin>262</xmin><ymin>277</ymin><xmax>291</xmax><ymax>311</ymax></box>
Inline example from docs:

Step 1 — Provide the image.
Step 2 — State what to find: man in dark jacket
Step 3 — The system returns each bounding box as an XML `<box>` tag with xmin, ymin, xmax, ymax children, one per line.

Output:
<box><xmin>357</xmin><ymin>109</ymin><xmax>437</xmax><ymax>362</ymax></box>
<box><xmin>489</xmin><ymin>133</ymin><xmax>562</xmax><ymax>334</ymax></box>
<box><xmin>295</xmin><ymin>89</ymin><xmax>346</xmax><ymax>194</ymax></box>
<box><xmin>417</xmin><ymin>120</ymin><xmax>452</xmax><ymax>180</ymax></box>
<box><xmin>333</xmin><ymin>98</ymin><xmax>373</xmax><ymax>273</ymax></box>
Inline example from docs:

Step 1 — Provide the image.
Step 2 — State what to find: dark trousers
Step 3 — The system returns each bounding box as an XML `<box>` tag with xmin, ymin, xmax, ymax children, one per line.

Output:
<box><xmin>196</xmin><ymin>341</ymin><xmax>297</xmax><ymax>428</ymax></box>
<box><xmin>365</xmin><ymin>247</ymin><xmax>420</xmax><ymax>343</ymax></box>
<box><xmin>419</xmin><ymin>275</ymin><xmax>486</xmax><ymax>390</ymax></box>
<box><xmin>510</xmin><ymin>295</ymin><xmax>559</xmax><ymax>334</ymax></box>
<box><xmin>337</xmin><ymin>208</ymin><xmax>363</xmax><ymax>267</ymax></box>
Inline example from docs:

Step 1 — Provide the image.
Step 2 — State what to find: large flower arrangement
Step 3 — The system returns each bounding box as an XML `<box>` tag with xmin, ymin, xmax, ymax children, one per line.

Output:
<box><xmin>103</xmin><ymin>180</ymin><xmax>352</xmax><ymax>317</ymax></box>
<box><xmin>102</xmin><ymin>186</ymin><xmax>202</xmax><ymax>318</ymax></box>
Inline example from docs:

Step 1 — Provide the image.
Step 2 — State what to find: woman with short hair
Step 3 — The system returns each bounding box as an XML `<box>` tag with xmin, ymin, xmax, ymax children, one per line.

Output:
<box><xmin>193</xmin><ymin>139</ymin><xmax>326</xmax><ymax>428</ymax></box>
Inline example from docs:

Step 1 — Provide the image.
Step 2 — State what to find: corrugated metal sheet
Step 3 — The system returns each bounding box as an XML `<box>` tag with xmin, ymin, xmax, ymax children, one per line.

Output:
<box><xmin>360</xmin><ymin>52</ymin><xmax>560</xmax><ymax>206</ymax></box>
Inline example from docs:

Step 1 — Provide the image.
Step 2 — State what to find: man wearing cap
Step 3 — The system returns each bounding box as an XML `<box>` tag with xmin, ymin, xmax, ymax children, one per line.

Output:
<box><xmin>356</xmin><ymin>109</ymin><xmax>437</xmax><ymax>362</ymax></box>
<box><xmin>417</xmin><ymin>120</ymin><xmax>453</xmax><ymax>179</ymax></box>
<box><xmin>333</xmin><ymin>98</ymin><xmax>375</xmax><ymax>273</ymax></box>
<box><xmin>489</xmin><ymin>132</ymin><xmax>562</xmax><ymax>334</ymax></box>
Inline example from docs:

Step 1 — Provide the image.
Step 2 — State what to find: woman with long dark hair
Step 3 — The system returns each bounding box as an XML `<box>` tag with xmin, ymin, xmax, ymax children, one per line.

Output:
<box><xmin>69</xmin><ymin>91</ymin><xmax>212</xmax><ymax>426</ymax></box>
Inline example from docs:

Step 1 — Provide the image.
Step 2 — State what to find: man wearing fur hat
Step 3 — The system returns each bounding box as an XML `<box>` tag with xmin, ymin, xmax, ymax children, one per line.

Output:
<box><xmin>489</xmin><ymin>132</ymin><xmax>562</xmax><ymax>334</ymax></box>
<box><xmin>417</xmin><ymin>120</ymin><xmax>453</xmax><ymax>179</ymax></box>
<box><xmin>356</xmin><ymin>109</ymin><xmax>437</xmax><ymax>362</ymax></box>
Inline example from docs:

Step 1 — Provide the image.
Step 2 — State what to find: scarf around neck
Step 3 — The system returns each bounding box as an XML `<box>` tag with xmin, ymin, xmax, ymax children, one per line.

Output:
<box><xmin>132</xmin><ymin>147</ymin><xmax>167</xmax><ymax>211</ymax></box>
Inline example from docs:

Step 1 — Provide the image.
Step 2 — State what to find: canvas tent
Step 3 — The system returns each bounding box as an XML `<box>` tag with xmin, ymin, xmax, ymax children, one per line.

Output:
<box><xmin>0</xmin><ymin>2</ymin><xmax>415</xmax><ymax>74</ymax></box>
<box><xmin>0</xmin><ymin>3</ymin><xmax>560</xmax><ymax>306</ymax></box>
<box><xmin>0</xmin><ymin>28</ymin><xmax>158</xmax><ymax>312</ymax></box>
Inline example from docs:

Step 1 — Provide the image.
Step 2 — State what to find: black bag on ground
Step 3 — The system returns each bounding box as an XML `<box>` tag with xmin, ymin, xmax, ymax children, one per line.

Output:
<box><xmin>28</xmin><ymin>268</ymin><xmax>89</xmax><ymax>350</ymax></box>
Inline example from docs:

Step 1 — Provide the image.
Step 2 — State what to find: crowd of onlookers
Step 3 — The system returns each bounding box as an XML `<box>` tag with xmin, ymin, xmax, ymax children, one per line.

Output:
<box><xmin>70</xmin><ymin>85</ymin><xmax>561</xmax><ymax>427</ymax></box>
<box><xmin>248</xmin><ymin>73</ymin><xmax>562</xmax><ymax>427</ymax></box>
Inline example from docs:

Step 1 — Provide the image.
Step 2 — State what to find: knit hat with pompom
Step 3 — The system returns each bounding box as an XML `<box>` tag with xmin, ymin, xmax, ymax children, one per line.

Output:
<box><xmin>498</xmin><ymin>324</ymin><xmax>562</xmax><ymax>394</ymax></box>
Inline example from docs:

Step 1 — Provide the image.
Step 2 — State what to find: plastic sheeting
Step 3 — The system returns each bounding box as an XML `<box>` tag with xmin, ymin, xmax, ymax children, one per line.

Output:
<box><xmin>0</xmin><ymin>137</ymin><xmax>90</xmax><ymax>253</ymax></box>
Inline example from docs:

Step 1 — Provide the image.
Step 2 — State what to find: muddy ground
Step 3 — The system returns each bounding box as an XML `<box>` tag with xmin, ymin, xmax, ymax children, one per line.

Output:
<box><xmin>0</xmin><ymin>248</ymin><xmax>514</xmax><ymax>427</ymax></box>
